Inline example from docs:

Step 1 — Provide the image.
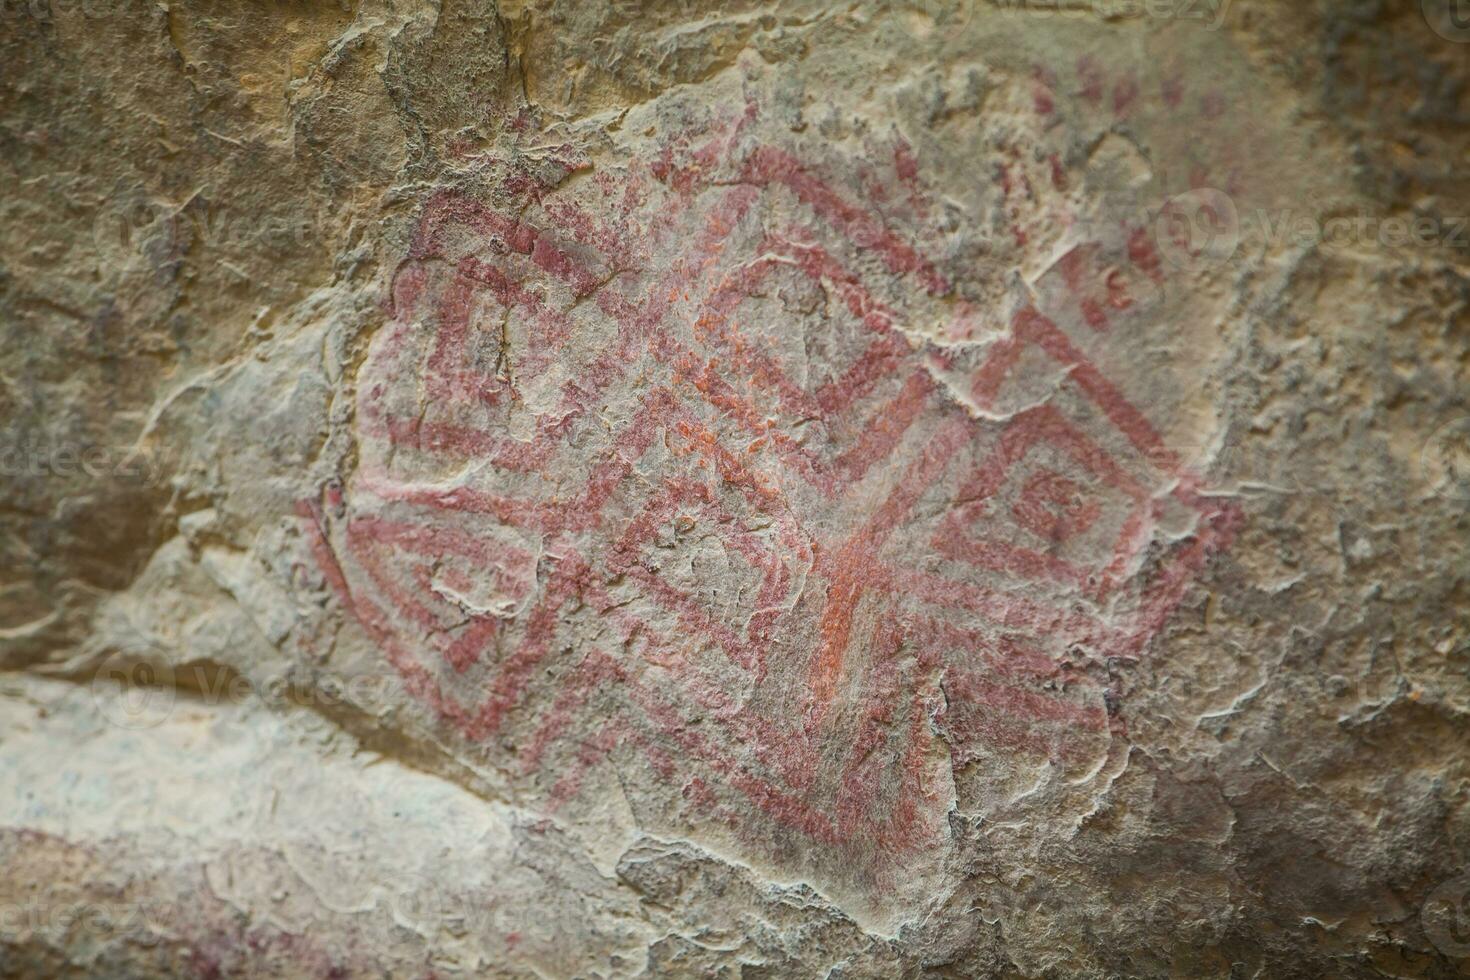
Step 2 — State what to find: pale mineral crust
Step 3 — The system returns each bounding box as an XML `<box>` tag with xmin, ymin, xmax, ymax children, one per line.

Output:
<box><xmin>2</xmin><ymin>0</ymin><xmax>1469</xmax><ymax>977</ymax></box>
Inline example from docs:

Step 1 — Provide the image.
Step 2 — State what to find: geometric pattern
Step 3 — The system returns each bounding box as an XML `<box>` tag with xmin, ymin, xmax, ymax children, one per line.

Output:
<box><xmin>295</xmin><ymin>106</ymin><xmax>1241</xmax><ymax>899</ymax></box>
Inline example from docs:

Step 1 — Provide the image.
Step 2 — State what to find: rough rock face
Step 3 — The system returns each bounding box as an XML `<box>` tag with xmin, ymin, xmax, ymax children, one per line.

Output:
<box><xmin>2</xmin><ymin>0</ymin><xmax>1469</xmax><ymax>977</ymax></box>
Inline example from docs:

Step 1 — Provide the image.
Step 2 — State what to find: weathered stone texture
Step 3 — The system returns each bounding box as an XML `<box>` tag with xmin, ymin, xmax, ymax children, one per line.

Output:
<box><xmin>2</xmin><ymin>0</ymin><xmax>1468</xmax><ymax>977</ymax></box>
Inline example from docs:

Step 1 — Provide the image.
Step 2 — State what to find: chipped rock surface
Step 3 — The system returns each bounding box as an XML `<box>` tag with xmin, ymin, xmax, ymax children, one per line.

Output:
<box><xmin>2</xmin><ymin>0</ymin><xmax>1469</xmax><ymax>976</ymax></box>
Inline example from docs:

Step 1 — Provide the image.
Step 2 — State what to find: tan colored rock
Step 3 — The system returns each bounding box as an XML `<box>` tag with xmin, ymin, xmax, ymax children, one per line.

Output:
<box><xmin>2</xmin><ymin>1</ymin><xmax>1468</xmax><ymax>976</ymax></box>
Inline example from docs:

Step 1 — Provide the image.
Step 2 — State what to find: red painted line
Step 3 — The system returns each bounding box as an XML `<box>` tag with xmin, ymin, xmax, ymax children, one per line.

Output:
<box><xmin>409</xmin><ymin>191</ymin><xmax>604</xmax><ymax>297</ymax></box>
<box><xmin>347</xmin><ymin>515</ymin><xmax>533</xmax><ymax>567</ymax></box>
<box><xmin>296</xmin><ymin>499</ymin><xmax>479</xmax><ymax>730</ymax></box>
<box><xmin>346</xmin><ymin>520</ymin><xmax>454</xmax><ymax>637</ymax></box>
<box><xmin>593</xmin><ymin>601</ymin><xmax>822</xmax><ymax>789</ymax></box>
<box><xmin>348</xmin><ymin>526</ymin><xmax>506</xmax><ymax>675</ymax></box>
<box><xmin>295</xmin><ymin>498</ymin><xmax>354</xmax><ymax>605</ymax></box>
<box><xmin>600</xmin><ymin>476</ymin><xmax>794</xmax><ymax>677</ymax></box>
<box><xmin>806</xmin><ymin>416</ymin><xmax>973</xmax><ymax>716</ymax></box>
<box><xmin>1049</xmin><ymin>153</ymin><xmax>1068</xmax><ymax>191</ymax></box>
<box><xmin>526</xmin><ymin>601</ymin><xmax>822</xmax><ymax>803</ymax></box>
<box><xmin>744</xmin><ymin>145</ymin><xmax>950</xmax><ymax>295</ymax></box>
<box><xmin>871</xmin><ymin>562</ymin><xmax>1130</xmax><ymax>652</ymax></box>
<box><xmin>622</xmin><ymin>566</ymin><xmax>761</xmax><ymax>673</ymax></box>
<box><xmin>1011</xmin><ymin>469</ymin><xmax>1103</xmax><ymax>543</ymax></box>
<box><xmin>933</xmin><ymin>402</ymin><xmax>1150</xmax><ymax>592</ymax></box>
<box><xmin>374</xmin><ymin>184</ymin><xmax>756</xmax><ymax>495</ymax></box>
<box><xmin>935</xmin><ymin>528</ymin><xmax>1091</xmax><ymax>588</ymax></box>
<box><xmin>1113</xmin><ymin>75</ymin><xmax>1140</xmax><ymax>118</ymax></box>
<box><xmin>598</xmin><ymin>650</ymin><xmax>845</xmax><ymax>844</ymax></box>
<box><xmin>1128</xmin><ymin>226</ymin><xmax>1166</xmax><ymax>283</ymax></box>
<box><xmin>442</xmin><ymin>616</ymin><xmax>499</xmax><ymax>673</ymax></box>
<box><xmin>1123</xmin><ymin>499</ymin><xmax>1243</xmax><ymax>653</ymax></box>
<box><xmin>948</xmin><ymin>668</ymin><xmax>1107</xmax><ymax>729</ymax></box>
<box><xmin>939</xmin><ymin>669</ymin><xmax>1109</xmax><ymax>764</ymax></box>
<box><xmin>523</xmin><ymin>651</ymin><xmax>627</xmax><ymax>777</ymax></box>
<box><xmin>466</xmin><ymin>553</ymin><xmax>591</xmax><ymax>739</ymax></box>
<box><xmin>969</xmin><ymin>330</ymin><xmax>1025</xmax><ymax>407</ymax></box>
<box><xmin>832</xmin><ymin>618</ymin><xmax>906</xmax><ymax>834</ymax></box>
<box><xmin>1012</xmin><ymin>308</ymin><xmax>1175</xmax><ymax>468</ymax></box>
<box><xmin>297</xmin><ymin>120</ymin><xmax>1242</xmax><ymax>861</ymax></box>
<box><xmin>670</xmin><ymin>244</ymin><xmax>932</xmax><ymax>495</ymax></box>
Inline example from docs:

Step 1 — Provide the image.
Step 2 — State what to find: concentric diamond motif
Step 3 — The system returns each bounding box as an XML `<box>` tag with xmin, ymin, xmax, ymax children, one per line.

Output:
<box><xmin>295</xmin><ymin>104</ymin><xmax>1240</xmax><ymax>910</ymax></box>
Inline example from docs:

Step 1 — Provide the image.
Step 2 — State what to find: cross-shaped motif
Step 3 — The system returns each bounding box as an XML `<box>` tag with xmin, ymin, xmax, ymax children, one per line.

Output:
<box><xmin>296</xmin><ymin>105</ymin><xmax>1240</xmax><ymax>903</ymax></box>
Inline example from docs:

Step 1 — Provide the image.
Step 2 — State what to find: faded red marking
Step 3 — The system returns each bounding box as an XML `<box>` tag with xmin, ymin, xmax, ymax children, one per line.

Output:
<box><xmin>672</xmin><ymin>233</ymin><xmax>933</xmax><ymax>498</ymax></box>
<box><xmin>297</xmin><ymin>116</ymin><xmax>1241</xmax><ymax>872</ymax></box>
<box><xmin>1077</xmin><ymin>56</ymin><xmax>1104</xmax><ymax>104</ymax></box>
<box><xmin>744</xmin><ymin>145</ymin><xmax>950</xmax><ymax>295</ymax></box>
<box><xmin>1049</xmin><ymin>153</ymin><xmax>1068</xmax><ymax>191</ymax></box>
<box><xmin>806</xmin><ymin>416</ymin><xmax>973</xmax><ymax>718</ymax></box>
<box><xmin>1161</xmin><ymin>72</ymin><xmax>1185</xmax><ymax>109</ymax></box>
<box><xmin>1033</xmin><ymin>65</ymin><xmax>1058</xmax><ymax>116</ymax></box>
<box><xmin>932</xmin><ymin>402</ymin><xmax>1147</xmax><ymax>595</ymax></box>
<box><xmin>1128</xmin><ymin>226</ymin><xmax>1166</xmax><ymax>284</ymax></box>
<box><xmin>1112</xmin><ymin>75</ymin><xmax>1140</xmax><ymax>117</ymax></box>
<box><xmin>605</xmin><ymin>477</ymin><xmax>796</xmax><ymax>675</ymax></box>
<box><xmin>939</xmin><ymin>666</ymin><xmax>1109</xmax><ymax>765</ymax></box>
<box><xmin>1056</xmin><ymin>244</ymin><xmax>1137</xmax><ymax>333</ymax></box>
<box><xmin>1012</xmin><ymin>470</ymin><xmax>1103</xmax><ymax>544</ymax></box>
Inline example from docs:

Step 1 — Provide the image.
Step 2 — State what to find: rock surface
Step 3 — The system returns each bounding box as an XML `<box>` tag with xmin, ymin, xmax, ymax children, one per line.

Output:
<box><xmin>2</xmin><ymin>0</ymin><xmax>1469</xmax><ymax>977</ymax></box>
